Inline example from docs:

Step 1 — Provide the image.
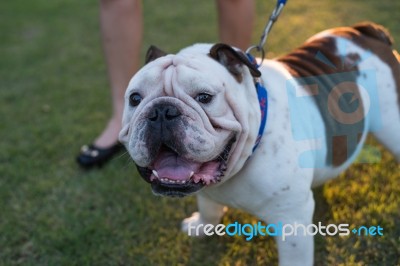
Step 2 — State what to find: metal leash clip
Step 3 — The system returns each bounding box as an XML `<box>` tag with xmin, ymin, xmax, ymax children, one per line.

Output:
<box><xmin>246</xmin><ymin>0</ymin><xmax>288</xmax><ymax>67</ymax></box>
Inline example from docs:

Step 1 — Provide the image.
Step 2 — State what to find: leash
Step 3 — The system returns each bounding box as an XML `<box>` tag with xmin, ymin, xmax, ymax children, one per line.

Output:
<box><xmin>246</xmin><ymin>0</ymin><xmax>288</xmax><ymax>152</ymax></box>
<box><xmin>246</xmin><ymin>0</ymin><xmax>288</xmax><ymax>66</ymax></box>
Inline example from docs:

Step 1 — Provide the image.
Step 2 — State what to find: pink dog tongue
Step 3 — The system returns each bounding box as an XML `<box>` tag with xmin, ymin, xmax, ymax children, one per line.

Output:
<box><xmin>153</xmin><ymin>149</ymin><xmax>202</xmax><ymax>181</ymax></box>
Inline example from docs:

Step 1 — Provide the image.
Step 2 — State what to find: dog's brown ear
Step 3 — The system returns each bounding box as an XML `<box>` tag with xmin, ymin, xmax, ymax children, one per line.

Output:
<box><xmin>145</xmin><ymin>45</ymin><xmax>167</xmax><ymax>64</ymax></box>
<box><xmin>209</xmin><ymin>43</ymin><xmax>261</xmax><ymax>82</ymax></box>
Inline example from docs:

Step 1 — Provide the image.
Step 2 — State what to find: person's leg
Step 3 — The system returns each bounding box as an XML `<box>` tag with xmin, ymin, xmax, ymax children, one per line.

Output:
<box><xmin>77</xmin><ymin>0</ymin><xmax>142</xmax><ymax>168</ymax></box>
<box><xmin>216</xmin><ymin>0</ymin><xmax>255</xmax><ymax>50</ymax></box>
<box><xmin>95</xmin><ymin>0</ymin><xmax>142</xmax><ymax>148</ymax></box>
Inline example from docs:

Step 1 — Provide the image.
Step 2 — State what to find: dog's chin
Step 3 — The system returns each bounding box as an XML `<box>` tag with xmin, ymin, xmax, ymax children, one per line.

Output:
<box><xmin>135</xmin><ymin>137</ymin><xmax>236</xmax><ymax>197</ymax></box>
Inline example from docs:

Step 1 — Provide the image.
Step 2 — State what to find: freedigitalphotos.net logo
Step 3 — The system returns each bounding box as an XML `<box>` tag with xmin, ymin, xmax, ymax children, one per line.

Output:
<box><xmin>285</xmin><ymin>38</ymin><xmax>382</xmax><ymax>167</ymax></box>
<box><xmin>187</xmin><ymin>221</ymin><xmax>384</xmax><ymax>241</ymax></box>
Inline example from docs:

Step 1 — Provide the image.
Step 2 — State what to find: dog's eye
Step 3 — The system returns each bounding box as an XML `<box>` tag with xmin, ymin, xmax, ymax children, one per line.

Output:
<box><xmin>195</xmin><ymin>93</ymin><xmax>213</xmax><ymax>104</ymax></box>
<box><xmin>129</xmin><ymin>93</ymin><xmax>142</xmax><ymax>107</ymax></box>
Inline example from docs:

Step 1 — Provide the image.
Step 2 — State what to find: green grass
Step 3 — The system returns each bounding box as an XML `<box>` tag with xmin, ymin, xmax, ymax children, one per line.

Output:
<box><xmin>1</xmin><ymin>0</ymin><xmax>399</xmax><ymax>265</ymax></box>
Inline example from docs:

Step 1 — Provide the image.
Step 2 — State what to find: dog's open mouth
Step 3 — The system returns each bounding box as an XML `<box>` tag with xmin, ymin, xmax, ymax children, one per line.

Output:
<box><xmin>136</xmin><ymin>137</ymin><xmax>235</xmax><ymax>197</ymax></box>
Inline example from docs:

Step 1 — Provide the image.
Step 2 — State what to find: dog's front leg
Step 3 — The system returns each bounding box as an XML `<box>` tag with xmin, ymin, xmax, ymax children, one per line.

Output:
<box><xmin>181</xmin><ymin>193</ymin><xmax>226</xmax><ymax>237</ymax></box>
<box><xmin>261</xmin><ymin>189</ymin><xmax>315</xmax><ymax>266</ymax></box>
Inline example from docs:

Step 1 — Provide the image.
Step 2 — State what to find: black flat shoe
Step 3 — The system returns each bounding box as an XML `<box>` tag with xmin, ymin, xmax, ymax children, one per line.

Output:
<box><xmin>76</xmin><ymin>142</ymin><xmax>124</xmax><ymax>169</ymax></box>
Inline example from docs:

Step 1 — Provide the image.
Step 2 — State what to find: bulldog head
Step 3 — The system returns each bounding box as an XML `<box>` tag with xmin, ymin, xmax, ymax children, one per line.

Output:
<box><xmin>119</xmin><ymin>43</ymin><xmax>261</xmax><ymax>197</ymax></box>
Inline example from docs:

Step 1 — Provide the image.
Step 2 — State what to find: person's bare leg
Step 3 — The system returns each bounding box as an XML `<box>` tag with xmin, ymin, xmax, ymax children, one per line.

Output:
<box><xmin>216</xmin><ymin>0</ymin><xmax>255</xmax><ymax>50</ymax></box>
<box><xmin>95</xmin><ymin>0</ymin><xmax>142</xmax><ymax>148</ymax></box>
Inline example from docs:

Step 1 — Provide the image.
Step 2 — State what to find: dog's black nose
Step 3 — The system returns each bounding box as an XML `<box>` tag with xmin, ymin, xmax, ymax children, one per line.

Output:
<box><xmin>148</xmin><ymin>104</ymin><xmax>181</xmax><ymax>123</ymax></box>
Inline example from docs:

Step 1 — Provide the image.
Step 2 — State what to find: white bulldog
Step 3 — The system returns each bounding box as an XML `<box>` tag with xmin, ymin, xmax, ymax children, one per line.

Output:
<box><xmin>119</xmin><ymin>22</ymin><xmax>400</xmax><ymax>266</ymax></box>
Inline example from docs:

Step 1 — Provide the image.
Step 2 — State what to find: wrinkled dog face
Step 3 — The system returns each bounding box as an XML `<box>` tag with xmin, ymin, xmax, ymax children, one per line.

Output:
<box><xmin>119</xmin><ymin>44</ymin><xmax>261</xmax><ymax>197</ymax></box>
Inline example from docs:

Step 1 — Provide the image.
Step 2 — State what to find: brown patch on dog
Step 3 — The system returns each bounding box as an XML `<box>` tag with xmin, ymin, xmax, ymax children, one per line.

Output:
<box><xmin>209</xmin><ymin>43</ymin><xmax>261</xmax><ymax>83</ymax></box>
<box><xmin>277</xmin><ymin>35</ymin><xmax>364</xmax><ymax>166</ymax></box>
<box><xmin>330</xmin><ymin>22</ymin><xmax>400</xmax><ymax>112</ymax></box>
<box><xmin>331</xmin><ymin>135</ymin><xmax>348</xmax><ymax>166</ymax></box>
<box><xmin>277</xmin><ymin>22</ymin><xmax>400</xmax><ymax>166</ymax></box>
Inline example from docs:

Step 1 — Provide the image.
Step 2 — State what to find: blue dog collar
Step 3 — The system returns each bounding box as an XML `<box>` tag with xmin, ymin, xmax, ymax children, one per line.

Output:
<box><xmin>246</xmin><ymin>53</ymin><xmax>268</xmax><ymax>153</ymax></box>
<box><xmin>253</xmin><ymin>79</ymin><xmax>268</xmax><ymax>152</ymax></box>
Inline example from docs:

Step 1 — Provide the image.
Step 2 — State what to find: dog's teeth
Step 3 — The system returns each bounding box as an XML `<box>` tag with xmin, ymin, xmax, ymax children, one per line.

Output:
<box><xmin>189</xmin><ymin>171</ymin><xmax>194</xmax><ymax>178</ymax></box>
<box><xmin>157</xmin><ymin>177</ymin><xmax>188</xmax><ymax>184</ymax></box>
<box><xmin>152</xmin><ymin>170</ymin><xmax>159</xmax><ymax>178</ymax></box>
<box><xmin>158</xmin><ymin>177</ymin><xmax>180</xmax><ymax>184</ymax></box>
